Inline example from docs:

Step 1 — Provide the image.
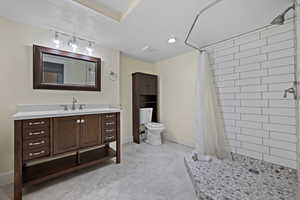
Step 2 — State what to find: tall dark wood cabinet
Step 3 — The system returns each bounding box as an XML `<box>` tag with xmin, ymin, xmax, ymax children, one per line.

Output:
<box><xmin>132</xmin><ymin>73</ymin><xmax>158</xmax><ymax>144</ymax></box>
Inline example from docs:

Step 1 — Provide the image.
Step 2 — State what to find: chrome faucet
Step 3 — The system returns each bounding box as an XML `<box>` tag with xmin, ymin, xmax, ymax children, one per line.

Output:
<box><xmin>72</xmin><ymin>97</ymin><xmax>78</xmax><ymax>110</ymax></box>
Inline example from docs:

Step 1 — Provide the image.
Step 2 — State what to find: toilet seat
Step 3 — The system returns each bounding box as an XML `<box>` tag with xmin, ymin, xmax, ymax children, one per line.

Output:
<box><xmin>146</xmin><ymin>122</ymin><xmax>164</xmax><ymax>129</ymax></box>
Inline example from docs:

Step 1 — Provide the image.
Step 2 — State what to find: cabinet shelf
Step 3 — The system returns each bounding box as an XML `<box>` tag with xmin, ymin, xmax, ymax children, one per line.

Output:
<box><xmin>23</xmin><ymin>147</ymin><xmax>116</xmax><ymax>186</ymax></box>
<box><xmin>141</xmin><ymin>101</ymin><xmax>157</xmax><ymax>104</ymax></box>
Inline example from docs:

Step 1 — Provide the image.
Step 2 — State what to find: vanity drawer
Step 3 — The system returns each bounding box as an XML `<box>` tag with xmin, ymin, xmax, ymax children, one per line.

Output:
<box><xmin>103</xmin><ymin>120</ymin><xmax>116</xmax><ymax>129</ymax></box>
<box><xmin>23</xmin><ymin>127</ymin><xmax>50</xmax><ymax>140</ymax></box>
<box><xmin>102</xmin><ymin>113</ymin><xmax>117</xmax><ymax>143</ymax></box>
<box><xmin>23</xmin><ymin>147</ymin><xmax>50</xmax><ymax>161</ymax></box>
<box><xmin>102</xmin><ymin>113</ymin><xmax>116</xmax><ymax>122</ymax></box>
<box><xmin>23</xmin><ymin>118</ymin><xmax>50</xmax><ymax>129</ymax></box>
<box><xmin>103</xmin><ymin>128</ymin><xmax>116</xmax><ymax>143</ymax></box>
<box><xmin>23</xmin><ymin>137</ymin><xmax>49</xmax><ymax>151</ymax></box>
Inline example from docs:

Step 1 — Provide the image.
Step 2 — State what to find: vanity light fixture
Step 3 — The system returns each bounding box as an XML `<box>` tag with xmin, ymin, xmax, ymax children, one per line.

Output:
<box><xmin>86</xmin><ymin>41</ymin><xmax>93</xmax><ymax>55</ymax></box>
<box><xmin>69</xmin><ymin>36</ymin><xmax>78</xmax><ymax>51</ymax></box>
<box><xmin>168</xmin><ymin>37</ymin><xmax>177</xmax><ymax>44</ymax></box>
<box><xmin>53</xmin><ymin>32</ymin><xmax>60</xmax><ymax>48</ymax></box>
<box><xmin>52</xmin><ymin>30</ymin><xmax>97</xmax><ymax>54</ymax></box>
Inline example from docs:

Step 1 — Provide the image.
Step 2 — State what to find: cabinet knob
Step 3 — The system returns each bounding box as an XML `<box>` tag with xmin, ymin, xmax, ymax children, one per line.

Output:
<box><xmin>81</xmin><ymin>119</ymin><xmax>85</xmax><ymax>123</ymax></box>
<box><xmin>76</xmin><ymin>119</ymin><xmax>81</xmax><ymax>124</ymax></box>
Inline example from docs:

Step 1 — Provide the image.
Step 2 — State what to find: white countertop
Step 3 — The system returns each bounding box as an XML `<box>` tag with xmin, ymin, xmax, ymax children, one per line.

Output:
<box><xmin>13</xmin><ymin>104</ymin><xmax>121</xmax><ymax>120</ymax></box>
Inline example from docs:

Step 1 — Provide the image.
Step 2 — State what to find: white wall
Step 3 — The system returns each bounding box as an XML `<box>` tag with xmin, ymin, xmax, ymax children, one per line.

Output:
<box><xmin>0</xmin><ymin>17</ymin><xmax>120</xmax><ymax>176</ymax></box>
<box><xmin>154</xmin><ymin>51</ymin><xmax>198</xmax><ymax>147</ymax></box>
<box><xmin>120</xmin><ymin>55</ymin><xmax>156</xmax><ymax>143</ymax></box>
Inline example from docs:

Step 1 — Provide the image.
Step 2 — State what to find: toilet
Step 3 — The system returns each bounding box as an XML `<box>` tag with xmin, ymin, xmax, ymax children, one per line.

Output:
<box><xmin>140</xmin><ymin>108</ymin><xmax>165</xmax><ymax>145</ymax></box>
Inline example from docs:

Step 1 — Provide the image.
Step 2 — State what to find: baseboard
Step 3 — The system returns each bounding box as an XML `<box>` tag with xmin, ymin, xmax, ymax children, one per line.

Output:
<box><xmin>0</xmin><ymin>171</ymin><xmax>13</xmax><ymax>186</ymax></box>
<box><xmin>163</xmin><ymin>135</ymin><xmax>195</xmax><ymax>148</ymax></box>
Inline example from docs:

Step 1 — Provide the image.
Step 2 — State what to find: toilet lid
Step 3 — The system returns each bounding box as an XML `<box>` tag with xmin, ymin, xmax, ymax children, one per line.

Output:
<box><xmin>148</xmin><ymin>122</ymin><xmax>164</xmax><ymax>128</ymax></box>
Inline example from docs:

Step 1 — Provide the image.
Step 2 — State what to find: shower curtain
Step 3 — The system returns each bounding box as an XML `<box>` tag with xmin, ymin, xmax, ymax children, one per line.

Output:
<box><xmin>195</xmin><ymin>51</ymin><xmax>231</xmax><ymax>159</ymax></box>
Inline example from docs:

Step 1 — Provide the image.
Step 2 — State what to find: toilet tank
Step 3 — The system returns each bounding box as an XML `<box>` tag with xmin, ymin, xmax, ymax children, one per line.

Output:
<box><xmin>140</xmin><ymin>108</ymin><xmax>153</xmax><ymax>125</ymax></box>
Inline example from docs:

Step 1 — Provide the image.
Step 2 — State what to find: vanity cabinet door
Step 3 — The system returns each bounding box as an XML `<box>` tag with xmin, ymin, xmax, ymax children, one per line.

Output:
<box><xmin>80</xmin><ymin>115</ymin><xmax>101</xmax><ymax>148</ymax></box>
<box><xmin>53</xmin><ymin>116</ymin><xmax>80</xmax><ymax>155</ymax></box>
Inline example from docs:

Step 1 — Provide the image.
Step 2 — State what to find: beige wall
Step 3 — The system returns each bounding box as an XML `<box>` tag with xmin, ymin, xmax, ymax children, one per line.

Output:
<box><xmin>120</xmin><ymin>51</ymin><xmax>198</xmax><ymax>148</ymax></box>
<box><xmin>120</xmin><ymin>55</ymin><xmax>156</xmax><ymax>143</ymax></box>
<box><xmin>154</xmin><ymin>51</ymin><xmax>198</xmax><ymax>147</ymax></box>
<box><xmin>0</xmin><ymin>16</ymin><xmax>196</xmax><ymax>178</ymax></box>
<box><xmin>0</xmin><ymin>17</ymin><xmax>120</xmax><ymax>175</ymax></box>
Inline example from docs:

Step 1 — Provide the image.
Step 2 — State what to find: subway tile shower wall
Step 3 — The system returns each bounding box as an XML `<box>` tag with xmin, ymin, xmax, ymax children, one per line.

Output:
<box><xmin>208</xmin><ymin>20</ymin><xmax>297</xmax><ymax>168</ymax></box>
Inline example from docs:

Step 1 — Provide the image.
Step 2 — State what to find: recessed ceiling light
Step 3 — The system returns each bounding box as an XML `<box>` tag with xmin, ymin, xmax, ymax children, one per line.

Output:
<box><xmin>141</xmin><ymin>45</ymin><xmax>157</xmax><ymax>53</ymax></box>
<box><xmin>168</xmin><ymin>37</ymin><xmax>177</xmax><ymax>44</ymax></box>
<box><xmin>142</xmin><ymin>45</ymin><xmax>150</xmax><ymax>51</ymax></box>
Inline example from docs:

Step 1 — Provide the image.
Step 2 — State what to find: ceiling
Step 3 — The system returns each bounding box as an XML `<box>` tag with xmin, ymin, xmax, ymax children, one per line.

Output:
<box><xmin>0</xmin><ymin>0</ymin><xmax>293</xmax><ymax>62</ymax></box>
<box><xmin>93</xmin><ymin>0</ymin><xmax>133</xmax><ymax>13</ymax></box>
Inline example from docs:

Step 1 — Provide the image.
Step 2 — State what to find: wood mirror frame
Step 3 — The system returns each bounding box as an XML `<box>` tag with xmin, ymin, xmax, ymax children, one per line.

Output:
<box><xmin>33</xmin><ymin>45</ymin><xmax>101</xmax><ymax>91</ymax></box>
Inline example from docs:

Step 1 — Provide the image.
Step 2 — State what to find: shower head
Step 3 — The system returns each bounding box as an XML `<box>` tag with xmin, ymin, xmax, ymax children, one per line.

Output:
<box><xmin>271</xmin><ymin>14</ymin><xmax>285</xmax><ymax>25</ymax></box>
<box><xmin>271</xmin><ymin>4</ymin><xmax>295</xmax><ymax>25</ymax></box>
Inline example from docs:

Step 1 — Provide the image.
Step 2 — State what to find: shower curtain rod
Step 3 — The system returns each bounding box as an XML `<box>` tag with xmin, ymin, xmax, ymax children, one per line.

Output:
<box><xmin>184</xmin><ymin>0</ymin><xmax>292</xmax><ymax>52</ymax></box>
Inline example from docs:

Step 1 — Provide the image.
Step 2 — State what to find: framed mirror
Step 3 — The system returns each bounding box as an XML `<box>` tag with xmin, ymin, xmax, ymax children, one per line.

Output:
<box><xmin>33</xmin><ymin>45</ymin><xmax>101</xmax><ymax>91</ymax></box>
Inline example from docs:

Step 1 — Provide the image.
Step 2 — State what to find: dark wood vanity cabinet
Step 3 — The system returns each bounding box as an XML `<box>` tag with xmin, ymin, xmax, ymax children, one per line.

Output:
<box><xmin>14</xmin><ymin>112</ymin><xmax>120</xmax><ymax>200</ymax></box>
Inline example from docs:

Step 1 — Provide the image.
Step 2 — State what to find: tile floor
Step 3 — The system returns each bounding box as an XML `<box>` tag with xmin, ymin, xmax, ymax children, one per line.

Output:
<box><xmin>0</xmin><ymin>141</ymin><xmax>196</xmax><ymax>200</ymax></box>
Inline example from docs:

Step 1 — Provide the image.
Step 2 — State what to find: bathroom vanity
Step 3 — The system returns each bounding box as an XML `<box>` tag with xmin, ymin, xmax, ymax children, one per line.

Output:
<box><xmin>13</xmin><ymin>106</ymin><xmax>121</xmax><ymax>200</ymax></box>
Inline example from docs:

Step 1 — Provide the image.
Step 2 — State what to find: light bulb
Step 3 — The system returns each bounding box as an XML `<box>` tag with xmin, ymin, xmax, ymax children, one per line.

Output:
<box><xmin>86</xmin><ymin>41</ymin><xmax>93</xmax><ymax>55</ymax></box>
<box><xmin>53</xmin><ymin>32</ymin><xmax>60</xmax><ymax>47</ymax></box>
<box><xmin>71</xmin><ymin>43</ymin><xmax>77</xmax><ymax>50</ymax></box>
<box><xmin>69</xmin><ymin>36</ymin><xmax>77</xmax><ymax>52</ymax></box>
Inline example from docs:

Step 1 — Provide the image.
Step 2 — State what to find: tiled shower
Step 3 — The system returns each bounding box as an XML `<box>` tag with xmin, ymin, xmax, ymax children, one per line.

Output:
<box><xmin>208</xmin><ymin>18</ymin><xmax>298</xmax><ymax>169</ymax></box>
